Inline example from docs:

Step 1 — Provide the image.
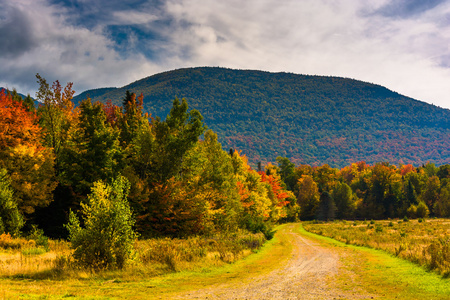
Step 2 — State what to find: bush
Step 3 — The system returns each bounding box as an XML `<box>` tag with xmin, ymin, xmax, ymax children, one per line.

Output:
<box><xmin>66</xmin><ymin>176</ymin><xmax>137</xmax><ymax>270</ymax></box>
<box><xmin>416</xmin><ymin>202</ymin><xmax>429</xmax><ymax>219</ymax></box>
<box><xmin>27</xmin><ymin>225</ymin><xmax>49</xmax><ymax>251</ymax></box>
<box><xmin>242</xmin><ymin>215</ymin><xmax>276</xmax><ymax>240</ymax></box>
<box><xmin>407</xmin><ymin>204</ymin><xmax>417</xmax><ymax>219</ymax></box>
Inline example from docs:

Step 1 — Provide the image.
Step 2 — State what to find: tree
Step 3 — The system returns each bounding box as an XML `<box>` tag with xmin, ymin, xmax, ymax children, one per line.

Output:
<box><xmin>332</xmin><ymin>182</ymin><xmax>354</xmax><ymax>219</ymax></box>
<box><xmin>296</xmin><ymin>175</ymin><xmax>320</xmax><ymax>220</ymax></box>
<box><xmin>416</xmin><ymin>201</ymin><xmax>429</xmax><ymax>219</ymax></box>
<box><xmin>434</xmin><ymin>184</ymin><xmax>450</xmax><ymax>217</ymax></box>
<box><xmin>60</xmin><ymin>99</ymin><xmax>122</xmax><ymax>196</ymax></box>
<box><xmin>316</xmin><ymin>191</ymin><xmax>336</xmax><ymax>221</ymax></box>
<box><xmin>66</xmin><ymin>176</ymin><xmax>136</xmax><ymax>270</ymax></box>
<box><xmin>149</xmin><ymin>98</ymin><xmax>205</xmax><ymax>183</ymax></box>
<box><xmin>117</xmin><ymin>91</ymin><xmax>149</xmax><ymax>148</ymax></box>
<box><xmin>0</xmin><ymin>169</ymin><xmax>24</xmax><ymax>235</ymax></box>
<box><xmin>276</xmin><ymin>156</ymin><xmax>296</xmax><ymax>191</ymax></box>
<box><xmin>420</xmin><ymin>176</ymin><xmax>440</xmax><ymax>215</ymax></box>
<box><xmin>36</xmin><ymin>74</ymin><xmax>76</xmax><ymax>170</ymax></box>
<box><xmin>0</xmin><ymin>90</ymin><xmax>56</xmax><ymax>216</ymax></box>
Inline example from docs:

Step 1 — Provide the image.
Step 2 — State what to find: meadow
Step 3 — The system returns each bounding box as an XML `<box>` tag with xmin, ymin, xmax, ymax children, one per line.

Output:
<box><xmin>0</xmin><ymin>231</ymin><xmax>265</xmax><ymax>281</ymax></box>
<box><xmin>303</xmin><ymin>218</ymin><xmax>450</xmax><ymax>277</ymax></box>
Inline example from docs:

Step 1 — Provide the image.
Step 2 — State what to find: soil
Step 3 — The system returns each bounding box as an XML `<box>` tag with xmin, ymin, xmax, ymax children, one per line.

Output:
<box><xmin>174</xmin><ymin>224</ymin><xmax>376</xmax><ymax>299</ymax></box>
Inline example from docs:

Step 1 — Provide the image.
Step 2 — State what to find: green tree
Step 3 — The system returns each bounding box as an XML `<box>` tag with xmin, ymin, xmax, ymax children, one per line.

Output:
<box><xmin>0</xmin><ymin>169</ymin><xmax>24</xmax><ymax>235</ymax></box>
<box><xmin>149</xmin><ymin>98</ymin><xmax>205</xmax><ymax>183</ymax></box>
<box><xmin>332</xmin><ymin>182</ymin><xmax>354</xmax><ymax>219</ymax></box>
<box><xmin>420</xmin><ymin>176</ymin><xmax>440</xmax><ymax>216</ymax></box>
<box><xmin>276</xmin><ymin>156</ymin><xmax>296</xmax><ymax>191</ymax></box>
<box><xmin>60</xmin><ymin>99</ymin><xmax>122</xmax><ymax>195</ymax></box>
<box><xmin>434</xmin><ymin>184</ymin><xmax>450</xmax><ymax>217</ymax></box>
<box><xmin>36</xmin><ymin>74</ymin><xmax>76</xmax><ymax>171</ymax></box>
<box><xmin>117</xmin><ymin>91</ymin><xmax>149</xmax><ymax>148</ymax></box>
<box><xmin>316</xmin><ymin>191</ymin><xmax>336</xmax><ymax>221</ymax></box>
<box><xmin>66</xmin><ymin>176</ymin><xmax>136</xmax><ymax>270</ymax></box>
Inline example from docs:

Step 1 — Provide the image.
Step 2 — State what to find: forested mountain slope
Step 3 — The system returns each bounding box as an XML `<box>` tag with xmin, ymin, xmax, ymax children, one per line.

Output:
<box><xmin>73</xmin><ymin>67</ymin><xmax>450</xmax><ymax>167</ymax></box>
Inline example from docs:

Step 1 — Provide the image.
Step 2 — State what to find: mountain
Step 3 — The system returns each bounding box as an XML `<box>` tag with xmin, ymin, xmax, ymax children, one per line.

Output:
<box><xmin>1</xmin><ymin>87</ymin><xmax>30</xmax><ymax>100</ymax></box>
<box><xmin>73</xmin><ymin>67</ymin><xmax>450</xmax><ymax>167</ymax></box>
<box><xmin>0</xmin><ymin>87</ymin><xmax>40</xmax><ymax>108</ymax></box>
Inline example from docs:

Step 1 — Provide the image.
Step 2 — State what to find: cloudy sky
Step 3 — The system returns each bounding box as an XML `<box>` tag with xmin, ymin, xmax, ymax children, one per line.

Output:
<box><xmin>1</xmin><ymin>0</ymin><xmax>450</xmax><ymax>109</ymax></box>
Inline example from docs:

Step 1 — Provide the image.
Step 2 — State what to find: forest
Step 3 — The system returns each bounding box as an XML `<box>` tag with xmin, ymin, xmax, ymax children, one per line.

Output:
<box><xmin>1</xmin><ymin>75</ymin><xmax>450</xmax><ymax>270</ymax></box>
<box><xmin>74</xmin><ymin>67</ymin><xmax>450</xmax><ymax>168</ymax></box>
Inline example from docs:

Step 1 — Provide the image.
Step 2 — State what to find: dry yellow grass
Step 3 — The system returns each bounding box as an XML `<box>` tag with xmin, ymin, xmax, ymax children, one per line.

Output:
<box><xmin>303</xmin><ymin>218</ymin><xmax>450</xmax><ymax>276</ymax></box>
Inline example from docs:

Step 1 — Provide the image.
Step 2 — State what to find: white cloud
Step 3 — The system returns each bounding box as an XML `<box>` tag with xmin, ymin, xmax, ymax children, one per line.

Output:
<box><xmin>1</xmin><ymin>0</ymin><xmax>450</xmax><ymax>109</ymax></box>
<box><xmin>157</xmin><ymin>0</ymin><xmax>450</xmax><ymax>108</ymax></box>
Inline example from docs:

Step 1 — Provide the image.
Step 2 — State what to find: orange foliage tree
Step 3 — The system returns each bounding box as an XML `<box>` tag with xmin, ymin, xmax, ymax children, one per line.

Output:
<box><xmin>0</xmin><ymin>90</ymin><xmax>56</xmax><ymax>215</ymax></box>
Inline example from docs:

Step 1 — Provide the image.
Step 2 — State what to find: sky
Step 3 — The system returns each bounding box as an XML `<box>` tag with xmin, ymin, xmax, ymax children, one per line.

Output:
<box><xmin>1</xmin><ymin>0</ymin><xmax>450</xmax><ymax>109</ymax></box>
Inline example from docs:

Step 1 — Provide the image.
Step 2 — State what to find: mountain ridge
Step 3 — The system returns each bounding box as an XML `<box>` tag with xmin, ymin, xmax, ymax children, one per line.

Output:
<box><xmin>71</xmin><ymin>67</ymin><xmax>450</xmax><ymax>167</ymax></box>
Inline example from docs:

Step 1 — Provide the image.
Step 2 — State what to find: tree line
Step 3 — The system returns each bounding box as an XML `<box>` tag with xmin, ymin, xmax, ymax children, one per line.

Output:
<box><xmin>274</xmin><ymin>157</ymin><xmax>450</xmax><ymax>221</ymax></box>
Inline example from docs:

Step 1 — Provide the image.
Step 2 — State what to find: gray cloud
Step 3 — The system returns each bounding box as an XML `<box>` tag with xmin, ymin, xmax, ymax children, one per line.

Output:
<box><xmin>0</xmin><ymin>3</ymin><xmax>37</xmax><ymax>58</ymax></box>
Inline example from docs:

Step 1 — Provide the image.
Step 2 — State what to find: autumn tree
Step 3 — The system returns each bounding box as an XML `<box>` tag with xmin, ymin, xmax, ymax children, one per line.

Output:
<box><xmin>36</xmin><ymin>74</ymin><xmax>77</xmax><ymax>172</ymax></box>
<box><xmin>296</xmin><ymin>175</ymin><xmax>320</xmax><ymax>220</ymax></box>
<box><xmin>0</xmin><ymin>90</ymin><xmax>56</xmax><ymax>217</ymax></box>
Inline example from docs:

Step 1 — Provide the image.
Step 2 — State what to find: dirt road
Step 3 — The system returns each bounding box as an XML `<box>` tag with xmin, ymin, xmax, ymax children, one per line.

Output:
<box><xmin>175</xmin><ymin>224</ymin><xmax>375</xmax><ymax>299</ymax></box>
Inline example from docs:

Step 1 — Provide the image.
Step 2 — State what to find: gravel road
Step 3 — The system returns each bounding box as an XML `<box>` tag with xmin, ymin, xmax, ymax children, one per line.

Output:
<box><xmin>175</xmin><ymin>224</ymin><xmax>376</xmax><ymax>300</ymax></box>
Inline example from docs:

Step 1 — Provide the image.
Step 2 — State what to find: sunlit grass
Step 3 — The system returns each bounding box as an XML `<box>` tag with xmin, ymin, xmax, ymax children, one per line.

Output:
<box><xmin>299</xmin><ymin>224</ymin><xmax>450</xmax><ymax>300</ymax></box>
<box><xmin>303</xmin><ymin>218</ymin><xmax>450</xmax><ymax>276</ymax></box>
<box><xmin>0</xmin><ymin>230</ymin><xmax>267</xmax><ymax>281</ymax></box>
<box><xmin>0</xmin><ymin>225</ymin><xmax>292</xmax><ymax>299</ymax></box>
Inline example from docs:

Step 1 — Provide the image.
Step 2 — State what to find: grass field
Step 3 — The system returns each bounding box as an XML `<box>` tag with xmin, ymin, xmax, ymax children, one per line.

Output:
<box><xmin>1</xmin><ymin>222</ymin><xmax>450</xmax><ymax>299</ymax></box>
<box><xmin>303</xmin><ymin>218</ymin><xmax>450</xmax><ymax>277</ymax></box>
<box><xmin>0</xmin><ymin>226</ymin><xmax>292</xmax><ymax>299</ymax></box>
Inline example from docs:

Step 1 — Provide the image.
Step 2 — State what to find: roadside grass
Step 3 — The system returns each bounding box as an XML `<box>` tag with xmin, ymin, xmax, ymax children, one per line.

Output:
<box><xmin>301</xmin><ymin>222</ymin><xmax>450</xmax><ymax>300</ymax></box>
<box><xmin>303</xmin><ymin>218</ymin><xmax>450</xmax><ymax>276</ymax></box>
<box><xmin>0</xmin><ymin>225</ymin><xmax>293</xmax><ymax>299</ymax></box>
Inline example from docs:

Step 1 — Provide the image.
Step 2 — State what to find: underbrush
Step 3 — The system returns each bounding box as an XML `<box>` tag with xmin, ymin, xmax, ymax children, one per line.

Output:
<box><xmin>303</xmin><ymin>219</ymin><xmax>450</xmax><ymax>277</ymax></box>
<box><xmin>0</xmin><ymin>231</ymin><xmax>266</xmax><ymax>280</ymax></box>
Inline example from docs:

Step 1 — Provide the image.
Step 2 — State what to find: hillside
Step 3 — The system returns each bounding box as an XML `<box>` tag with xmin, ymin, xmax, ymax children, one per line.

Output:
<box><xmin>73</xmin><ymin>67</ymin><xmax>450</xmax><ymax>167</ymax></box>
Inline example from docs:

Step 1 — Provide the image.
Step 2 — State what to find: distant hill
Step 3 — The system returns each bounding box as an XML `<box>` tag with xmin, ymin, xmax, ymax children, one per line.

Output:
<box><xmin>74</xmin><ymin>87</ymin><xmax>117</xmax><ymax>102</ymax></box>
<box><xmin>73</xmin><ymin>67</ymin><xmax>450</xmax><ymax>167</ymax></box>
<box><xmin>0</xmin><ymin>87</ymin><xmax>40</xmax><ymax>108</ymax></box>
<box><xmin>1</xmin><ymin>87</ymin><xmax>30</xmax><ymax>100</ymax></box>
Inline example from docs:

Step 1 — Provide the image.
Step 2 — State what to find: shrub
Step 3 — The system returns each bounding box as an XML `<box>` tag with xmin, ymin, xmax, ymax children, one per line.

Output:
<box><xmin>407</xmin><ymin>205</ymin><xmax>417</xmax><ymax>219</ymax></box>
<box><xmin>416</xmin><ymin>202</ymin><xmax>429</xmax><ymax>219</ymax></box>
<box><xmin>66</xmin><ymin>176</ymin><xmax>137</xmax><ymax>270</ymax></box>
<box><xmin>0</xmin><ymin>233</ymin><xmax>26</xmax><ymax>249</ymax></box>
<box><xmin>27</xmin><ymin>225</ymin><xmax>49</xmax><ymax>251</ymax></box>
<box><xmin>242</xmin><ymin>216</ymin><xmax>276</xmax><ymax>240</ymax></box>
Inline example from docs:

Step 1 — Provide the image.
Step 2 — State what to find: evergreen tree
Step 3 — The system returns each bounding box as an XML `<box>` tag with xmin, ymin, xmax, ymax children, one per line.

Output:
<box><xmin>316</xmin><ymin>191</ymin><xmax>336</xmax><ymax>221</ymax></box>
